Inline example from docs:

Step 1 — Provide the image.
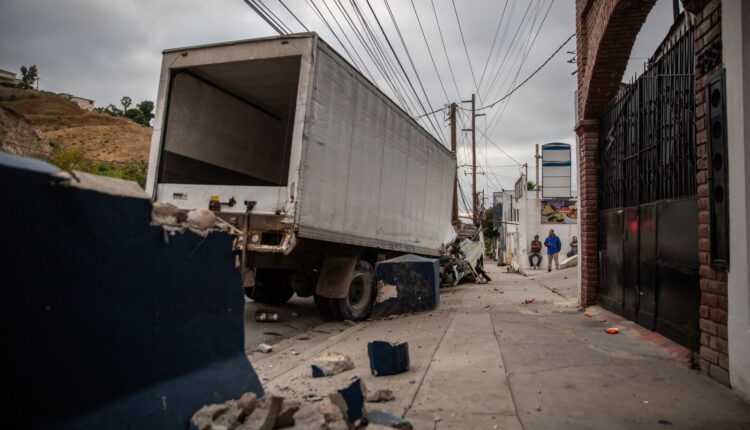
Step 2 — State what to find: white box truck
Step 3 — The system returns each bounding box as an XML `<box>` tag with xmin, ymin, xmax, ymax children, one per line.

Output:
<box><xmin>146</xmin><ymin>33</ymin><xmax>483</xmax><ymax>320</ymax></box>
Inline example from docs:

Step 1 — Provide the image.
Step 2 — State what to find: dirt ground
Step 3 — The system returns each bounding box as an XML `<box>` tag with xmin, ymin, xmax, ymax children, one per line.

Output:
<box><xmin>245</xmin><ymin>263</ymin><xmax>750</xmax><ymax>430</ymax></box>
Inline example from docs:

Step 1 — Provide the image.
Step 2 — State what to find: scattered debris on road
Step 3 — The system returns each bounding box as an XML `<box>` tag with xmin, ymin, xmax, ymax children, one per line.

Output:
<box><xmin>365</xmin><ymin>410</ymin><xmax>413</xmax><ymax>430</ymax></box>
<box><xmin>311</xmin><ymin>352</ymin><xmax>355</xmax><ymax>378</ymax></box>
<box><xmin>606</xmin><ymin>328</ymin><xmax>620</xmax><ymax>335</ymax></box>
<box><xmin>366</xmin><ymin>388</ymin><xmax>395</xmax><ymax>403</ymax></box>
<box><xmin>257</xmin><ymin>343</ymin><xmax>273</xmax><ymax>353</ymax></box>
<box><xmin>368</xmin><ymin>341</ymin><xmax>410</xmax><ymax>376</ymax></box>
<box><xmin>256</xmin><ymin>311</ymin><xmax>280</xmax><ymax>322</ymax></box>
<box><xmin>330</xmin><ymin>378</ymin><xmax>367</xmax><ymax>424</ymax></box>
<box><xmin>522</xmin><ymin>298</ymin><xmax>536</xmax><ymax>305</ymax></box>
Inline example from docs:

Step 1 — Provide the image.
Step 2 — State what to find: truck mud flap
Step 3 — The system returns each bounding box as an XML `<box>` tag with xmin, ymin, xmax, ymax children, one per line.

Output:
<box><xmin>315</xmin><ymin>254</ymin><xmax>357</xmax><ymax>299</ymax></box>
<box><xmin>1</xmin><ymin>154</ymin><xmax>263</xmax><ymax>430</ymax></box>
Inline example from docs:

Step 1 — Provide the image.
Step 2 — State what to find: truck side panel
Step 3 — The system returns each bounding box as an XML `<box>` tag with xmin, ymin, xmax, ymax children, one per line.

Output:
<box><xmin>296</xmin><ymin>43</ymin><xmax>456</xmax><ymax>256</ymax></box>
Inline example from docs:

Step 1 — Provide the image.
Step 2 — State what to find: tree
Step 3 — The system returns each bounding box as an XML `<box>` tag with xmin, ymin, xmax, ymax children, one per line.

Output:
<box><xmin>120</xmin><ymin>96</ymin><xmax>132</xmax><ymax>113</ymax></box>
<box><xmin>18</xmin><ymin>65</ymin><xmax>39</xmax><ymax>89</ymax></box>
<box><xmin>482</xmin><ymin>207</ymin><xmax>499</xmax><ymax>240</ymax></box>
<box><xmin>527</xmin><ymin>181</ymin><xmax>536</xmax><ymax>191</ymax></box>
<box><xmin>136</xmin><ymin>100</ymin><xmax>154</xmax><ymax>124</ymax></box>
<box><xmin>125</xmin><ymin>108</ymin><xmax>147</xmax><ymax>126</ymax></box>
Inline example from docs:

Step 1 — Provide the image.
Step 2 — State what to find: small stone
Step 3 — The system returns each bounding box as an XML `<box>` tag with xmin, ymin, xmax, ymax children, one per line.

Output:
<box><xmin>319</xmin><ymin>403</ymin><xmax>344</xmax><ymax>423</ymax></box>
<box><xmin>191</xmin><ymin>404</ymin><xmax>229</xmax><ymax>430</ymax></box>
<box><xmin>535</xmin><ymin>404</ymin><xmax>542</xmax><ymax>412</ymax></box>
<box><xmin>238</xmin><ymin>392</ymin><xmax>258</xmax><ymax>416</ymax></box>
<box><xmin>275</xmin><ymin>399</ymin><xmax>300</xmax><ymax>428</ymax></box>
<box><xmin>343</xmin><ymin>320</ymin><xmax>357</xmax><ymax>326</ymax></box>
<box><xmin>257</xmin><ymin>343</ymin><xmax>273</xmax><ymax>353</ymax></box>
<box><xmin>214</xmin><ymin>402</ymin><xmax>243</xmax><ymax>429</ymax></box>
<box><xmin>187</xmin><ymin>208</ymin><xmax>218</xmax><ymax>230</ymax></box>
<box><xmin>311</xmin><ymin>351</ymin><xmax>354</xmax><ymax>377</ymax></box>
<box><xmin>291</xmin><ymin>350</ymin><xmax>300</xmax><ymax>356</ymax></box>
<box><xmin>291</xmin><ymin>404</ymin><xmax>326</xmax><ymax>428</ymax></box>
<box><xmin>366</xmin><ymin>389</ymin><xmax>395</xmax><ymax>403</ymax></box>
<box><xmin>239</xmin><ymin>395</ymin><xmax>283</xmax><ymax>430</ymax></box>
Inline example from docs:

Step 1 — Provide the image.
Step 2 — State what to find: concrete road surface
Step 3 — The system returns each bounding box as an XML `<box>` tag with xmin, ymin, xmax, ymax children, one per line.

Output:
<box><xmin>245</xmin><ymin>264</ymin><xmax>750</xmax><ymax>429</ymax></box>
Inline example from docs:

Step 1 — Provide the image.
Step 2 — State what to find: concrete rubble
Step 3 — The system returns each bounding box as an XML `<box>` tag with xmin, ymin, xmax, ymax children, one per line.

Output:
<box><xmin>191</xmin><ymin>389</ymin><xmax>411</xmax><ymax>430</ymax></box>
<box><xmin>311</xmin><ymin>352</ymin><xmax>355</xmax><ymax>378</ymax></box>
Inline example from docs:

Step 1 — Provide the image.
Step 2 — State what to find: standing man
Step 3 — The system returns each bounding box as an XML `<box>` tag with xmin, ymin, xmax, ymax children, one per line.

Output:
<box><xmin>528</xmin><ymin>235</ymin><xmax>543</xmax><ymax>269</ymax></box>
<box><xmin>544</xmin><ymin>229</ymin><xmax>561</xmax><ymax>272</ymax></box>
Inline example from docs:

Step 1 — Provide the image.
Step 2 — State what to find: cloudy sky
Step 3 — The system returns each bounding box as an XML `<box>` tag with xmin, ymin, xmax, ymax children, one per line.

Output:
<box><xmin>0</xmin><ymin>0</ymin><xmax>676</xmax><ymax>210</ymax></box>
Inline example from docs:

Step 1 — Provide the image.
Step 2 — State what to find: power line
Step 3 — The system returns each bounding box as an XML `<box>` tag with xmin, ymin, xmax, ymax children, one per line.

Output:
<box><xmin>408</xmin><ymin>0</ymin><xmax>451</xmax><ymax>104</ymax></box>
<box><xmin>430</xmin><ymin>0</ymin><xmax>462</xmax><ymax>100</ymax></box>
<box><xmin>278</xmin><ymin>0</ymin><xmax>310</xmax><ymax>31</ymax></box>
<box><xmin>381</xmin><ymin>0</ymin><xmax>447</xmax><ymax>145</ymax></box>
<box><xmin>478</xmin><ymin>32</ymin><xmax>575</xmax><ymax>111</ymax></box>
<box><xmin>450</xmin><ymin>0</ymin><xmax>481</xmax><ymax>100</ymax></box>
<box><xmin>364</xmin><ymin>0</ymin><xmax>445</xmax><ymax>144</ymax></box>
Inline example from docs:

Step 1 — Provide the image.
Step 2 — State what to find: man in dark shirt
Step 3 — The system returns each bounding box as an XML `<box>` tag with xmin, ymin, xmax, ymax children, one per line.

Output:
<box><xmin>528</xmin><ymin>235</ymin><xmax>543</xmax><ymax>269</ymax></box>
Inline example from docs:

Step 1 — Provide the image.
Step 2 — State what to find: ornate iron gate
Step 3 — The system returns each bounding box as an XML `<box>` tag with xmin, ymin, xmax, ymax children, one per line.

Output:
<box><xmin>598</xmin><ymin>20</ymin><xmax>699</xmax><ymax>348</ymax></box>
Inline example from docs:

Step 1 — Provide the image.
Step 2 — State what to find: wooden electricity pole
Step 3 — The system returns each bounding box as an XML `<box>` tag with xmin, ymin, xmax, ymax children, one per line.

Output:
<box><xmin>450</xmin><ymin>102</ymin><xmax>458</xmax><ymax>225</ymax></box>
<box><xmin>471</xmin><ymin>93</ymin><xmax>477</xmax><ymax>227</ymax></box>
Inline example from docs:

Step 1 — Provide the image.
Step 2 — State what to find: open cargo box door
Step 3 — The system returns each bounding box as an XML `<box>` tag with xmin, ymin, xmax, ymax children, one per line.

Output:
<box><xmin>153</xmin><ymin>48</ymin><xmax>309</xmax><ymax>215</ymax></box>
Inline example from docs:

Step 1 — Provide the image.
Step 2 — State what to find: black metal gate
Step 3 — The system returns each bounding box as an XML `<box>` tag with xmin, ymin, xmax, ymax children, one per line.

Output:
<box><xmin>598</xmin><ymin>20</ymin><xmax>700</xmax><ymax>348</ymax></box>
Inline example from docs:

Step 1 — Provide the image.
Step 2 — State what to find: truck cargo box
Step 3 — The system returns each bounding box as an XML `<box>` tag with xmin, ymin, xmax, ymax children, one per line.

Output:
<box><xmin>146</xmin><ymin>33</ymin><xmax>456</xmax><ymax>257</ymax></box>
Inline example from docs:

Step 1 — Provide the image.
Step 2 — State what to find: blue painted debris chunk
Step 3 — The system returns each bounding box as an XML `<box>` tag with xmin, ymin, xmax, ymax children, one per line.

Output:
<box><xmin>368</xmin><ymin>341</ymin><xmax>410</xmax><ymax>376</ymax></box>
<box><xmin>372</xmin><ymin>254</ymin><xmax>440</xmax><ymax>317</ymax></box>
<box><xmin>330</xmin><ymin>378</ymin><xmax>367</xmax><ymax>424</ymax></box>
<box><xmin>311</xmin><ymin>364</ymin><xmax>325</xmax><ymax>378</ymax></box>
<box><xmin>365</xmin><ymin>410</ymin><xmax>413</xmax><ymax>430</ymax></box>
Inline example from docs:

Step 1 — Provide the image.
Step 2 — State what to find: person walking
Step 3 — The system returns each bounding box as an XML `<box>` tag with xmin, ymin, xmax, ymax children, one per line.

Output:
<box><xmin>544</xmin><ymin>229</ymin><xmax>561</xmax><ymax>272</ymax></box>
<box><xmin>528</xmin><ymin>235</ymin><xmax>543</xmax><ymax>269</ymax></box>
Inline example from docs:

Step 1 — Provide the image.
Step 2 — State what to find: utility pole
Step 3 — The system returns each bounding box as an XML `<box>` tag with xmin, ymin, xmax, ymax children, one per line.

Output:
<box><xmin>535</xmin><ymin>143</ymin><xmax>541</xmax><ymax>203</ymax></box>
<box><xmin>450</xmin><ymin>103</ymin><xmax>458</xmax><ymax>225</ymax></box>
<box><xmin>471</xmin><ymin>93</ymin><xmax>477</xmax><ymax>227</ymax></box>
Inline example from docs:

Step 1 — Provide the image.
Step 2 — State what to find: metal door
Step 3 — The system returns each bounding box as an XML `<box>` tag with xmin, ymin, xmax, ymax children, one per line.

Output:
<box><xmin>596</xmin><ymin>19</ymin><xmax>698</xmax><ymax>348</ymax></box>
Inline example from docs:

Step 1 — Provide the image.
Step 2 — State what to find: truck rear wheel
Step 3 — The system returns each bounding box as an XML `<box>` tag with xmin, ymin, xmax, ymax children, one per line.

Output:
<box><xmin>314</xmin><ymin>294</ymin><xmax>334</xmax><ymax>319</ymax></box>
<box><xmin>250</xmin><ymin>269</ymin><xmax>294</xmax><ymax>305</ymax></box>
<box><xmin>332</xmin><ymin>260</ymin><xmax>375</xmax><ymax>321</ymax></box>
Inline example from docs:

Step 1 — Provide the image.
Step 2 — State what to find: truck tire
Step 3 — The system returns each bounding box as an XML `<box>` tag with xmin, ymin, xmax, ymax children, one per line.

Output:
<box><xmin>332</xmin><ymin>260</ymin><xmax>375</xmax><ymax>321</ymax></box>
<box><xmin>251</xmin><ymin>269</ymin><xmax>294</xmax><ymax>304</ymax></box>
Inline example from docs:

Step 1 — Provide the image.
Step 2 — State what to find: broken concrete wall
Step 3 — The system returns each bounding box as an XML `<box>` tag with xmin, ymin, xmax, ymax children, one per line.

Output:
<box><xmin>0</xmin><ymin>153</ymin><xmax>262</xmax><ymax>429</ymax></box>
<box><xmin>372</xmin><ymin>254</ymin><xmax>440</xmax><ymax>317</ymax></box>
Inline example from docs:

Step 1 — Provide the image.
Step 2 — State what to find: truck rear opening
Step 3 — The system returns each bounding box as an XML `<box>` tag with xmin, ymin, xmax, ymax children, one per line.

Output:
<box><xmin>154</xmin><ymin>53</ymin><xmax>305</xmax><ymax>213</ymax></box>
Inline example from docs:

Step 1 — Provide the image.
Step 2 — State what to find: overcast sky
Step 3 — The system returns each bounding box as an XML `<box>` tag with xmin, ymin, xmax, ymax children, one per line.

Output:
<box><xmin>0</xmin><ymin>0</ymin><xmax>676</xmax><ymax>209</ymax></box>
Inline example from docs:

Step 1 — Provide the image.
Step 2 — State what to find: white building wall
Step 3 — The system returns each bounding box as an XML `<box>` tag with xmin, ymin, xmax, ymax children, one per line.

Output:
<box><xmin>724</xmin><ymin>0</ymin><xmax>750</xmax><ymax>401</ymax></box>
<box><xmin>504</xmin><ymin>185</ymin><xmax>579</xmax><ymax>272</ymax></box>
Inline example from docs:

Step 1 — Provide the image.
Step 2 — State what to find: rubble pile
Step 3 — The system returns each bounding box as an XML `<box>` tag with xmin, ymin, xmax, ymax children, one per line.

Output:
<box><xmin>151</xmin><ymin>202</ymin><xmax>236</xmax><ymax>236</ymax></box>
<box><xmin>191</xmin><ymin>379</ymin><xmax>409</xmax><ymax>430</ymax></box>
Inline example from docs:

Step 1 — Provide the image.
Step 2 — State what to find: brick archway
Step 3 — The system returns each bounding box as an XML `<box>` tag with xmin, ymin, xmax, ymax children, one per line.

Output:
<box><xmin>575</xmin><ymin>0</ymin><xmax>658</xmax><ymax>306</ymax></box>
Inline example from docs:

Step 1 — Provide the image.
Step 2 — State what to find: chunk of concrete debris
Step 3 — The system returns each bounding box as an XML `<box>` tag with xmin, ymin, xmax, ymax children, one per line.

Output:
<box><xmin>238</xmin><ymin>392</ymin><xmax>258</xmax><ymax>416</ymax></box>
<box><xmin>366</xmin><ymin>389</ymin><xmax>395</xmax><ymax>403</ymax></box>
<box><xmin>364</xmin><ymin>410</ymin><xmax>413</xmax><ymax>430</ymax></box>
<box><xmin>191</xmin><ymin>404</ymin><xmax>230</xmax><ymax>430</ymax></box>
<box><xmin>319</xmin><ymin>402</ymin><xmax>344</xmax><ymax>422</ymax></box>
<box><xmin>151</xmin><ymin>202</ymin><xmax>188</xmax><ymax>225</ymax></box>
<box><xmin>275</xmin><ymin>399</ymin><xmax>300</xmax><ymax>428</ymax></box>
<box><xmin>311</xmin><ymin>352</ymin><xmax>354</xmax><ymax>378</ymax></box>
<box><xmin>238</xmin><ymin>395</ymin><xmax>282</xmax><ymax>430</ymax></box>
<box><xmin>213</xmin><ymin>402</ymin><xmax>244</xmax><ymax>429</ymax></box>
<box><xmin>290</xmin><ymin>403</ymin><xmax>348</xmax><ymax>429</ymax></box>
<box><xmin>187</xmin><ymin>208</ymin><xmax>218</xmax><ymax>230</ymax></box>
<box><xmin>329</xmin><ymin>378</ymin><xmax>367</xmax><ymax>424</ymax></box>
<box><xmin>368</xmin><ymin>341</ymin><xmax>410</xmax><ymax>376</ymax></box>
<box><xmin>257</xmin><ymin>343</ymin><xmax>273</xmax><ymax>353</ymax></box>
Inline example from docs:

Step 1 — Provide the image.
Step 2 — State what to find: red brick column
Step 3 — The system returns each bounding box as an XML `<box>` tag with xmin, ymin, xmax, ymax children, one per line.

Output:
<box><xmin>693</xmin><ymin>0</ymin><xmax>730</xmax><ymax>386</ymax></box>
<box><xmin>576</xmin><ymin>120</ymin><xmax>599</xmax><ymax>306</ymax></box>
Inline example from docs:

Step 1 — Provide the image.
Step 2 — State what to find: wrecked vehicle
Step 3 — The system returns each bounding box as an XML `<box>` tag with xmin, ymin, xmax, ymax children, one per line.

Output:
<box><xmin>146</xmin><ymin>33</ymin><xmax>476</xmax><ymax>320</ymax></box>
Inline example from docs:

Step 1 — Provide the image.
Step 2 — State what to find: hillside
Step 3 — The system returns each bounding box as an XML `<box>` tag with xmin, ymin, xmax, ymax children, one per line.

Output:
<box><xmin>0</xmin><ymin>87</ymin><xmax>151</xmax><ymax>162</ymax></box>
